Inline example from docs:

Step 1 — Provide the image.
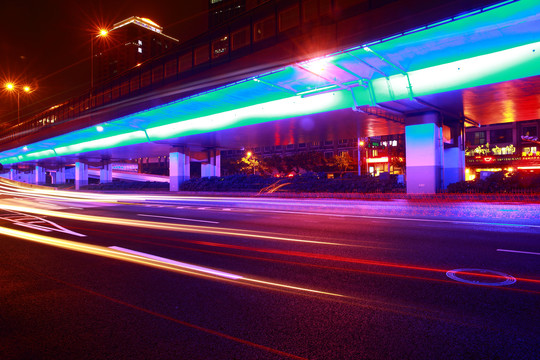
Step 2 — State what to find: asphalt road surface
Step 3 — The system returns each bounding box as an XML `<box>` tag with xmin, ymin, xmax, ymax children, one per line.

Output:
<box><xmin>1</xmin><ymin>181</ymin><xmax>539</xmax><ymax>359</ymax></box>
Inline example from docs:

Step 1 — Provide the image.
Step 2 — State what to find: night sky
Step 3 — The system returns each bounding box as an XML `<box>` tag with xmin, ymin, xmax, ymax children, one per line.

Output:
<box><xmin>0</xmin><ymin>0</ymin><xmax>209</xmax><ymax>122</ymax></box>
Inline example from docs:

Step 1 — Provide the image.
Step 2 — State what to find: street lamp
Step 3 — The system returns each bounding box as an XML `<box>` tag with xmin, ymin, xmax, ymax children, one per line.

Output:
<box><xmin>4</xmin><ymin>82</ymin><xmax>32</xmax><ymax>123</ymax></box>
<box><xmin>357</xmin><ymin>138</ymin><xmax>365</xmax><ymax>176</ymax></box>
<box><xmin>91</xmin><ymin>29</ymin><xmax>108</xmax><ymax>91</ymax></box>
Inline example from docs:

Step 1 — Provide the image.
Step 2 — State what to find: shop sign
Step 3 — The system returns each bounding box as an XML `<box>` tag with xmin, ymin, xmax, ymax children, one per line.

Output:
<box><xmin>465</xmin><ymin>144</ymin><xmax>516</xmax><ymax>156</ymax></box>
<box><xmin>366</xmin><ymin>157</ymin><xmax>389</xmax><ymax>164</ymax></box>
<box><xmin>466</xmin><ymin>154</ymin><xmax>540</xmax><ymax>164</ymax></box>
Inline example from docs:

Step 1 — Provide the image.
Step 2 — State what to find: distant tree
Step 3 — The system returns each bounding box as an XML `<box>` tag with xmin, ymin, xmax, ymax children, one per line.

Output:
<box><xmin>332</xmin><ymin>153</ymin><xmax>353</xmax><ymax>176</ymax></box>
<box><xmin>221</xmin><ymin>157</ymin><xmax>242</xmax><ymax>175</ymax></box>
<box><xmin>238</xmin><ymin>152</ymin><xmax>269</xmax><ymax>175</ymax></box>
<box><xmin>390</xmin><ymin>151</ymin><xmax>406</xmax><ymax>174</ymax></box>
<box><xmin>263</xmin><ymin>154</ymin><xmax>286</xmax><ymax>175</ymax></box>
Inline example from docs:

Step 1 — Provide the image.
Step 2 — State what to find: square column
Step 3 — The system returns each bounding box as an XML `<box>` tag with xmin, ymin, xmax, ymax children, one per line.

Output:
<box><xmin>201</xmin><ymin>149</ymin><xmax>221</xmax><ymax>178</ymax></box>
<box><xmin>9</xmin><ymin>168</ymin><xmax>17</xmax><ymax>180</ymax></box>
<box><xmin>55</xmin><ymin>167</ymin><xmax>66</xmax><ymax>185</ymax></box>
<box><xmin>443</xmin><ymin>146</ymin><xmax>465</xmax><ymax>188</ymax></box>
<box><xmin>405</xmin><ymin>112</ymin><xmax>465</xmax><ymax>193</ymax></box>
<box><xmin>33</xmin><ymin>166</ymin><xmax>47</xmax><ymax>185</ymax></box>
<box><xmin>100</xmin><ymin>162</ymin><xmax>113</xmax><ymax>183</ymax></box>
<box><xmin>443</xmin><ymin>132</ymin><xmax>465</xmax><ymax>188</ymax></box>
<box><xmin>405</xmin><ymin>113</ymin><xmax>442</xmax><ymax>194</ymax></box>
<box><xmin>75</xmin><ymin>162</ymin><xmax>88</xmax><ymax>190</ymax></box>
<box><xmin>169</xmin><ymin>148</ymin><xmax>190</xmax><ymax>191</ymax></box>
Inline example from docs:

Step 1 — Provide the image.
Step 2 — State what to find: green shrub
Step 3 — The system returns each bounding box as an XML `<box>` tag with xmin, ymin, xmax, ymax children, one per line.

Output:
<box><xmin>447</xmin><ymin>171</ymin><xmax>540</xmax><ymax>193</ymax></box>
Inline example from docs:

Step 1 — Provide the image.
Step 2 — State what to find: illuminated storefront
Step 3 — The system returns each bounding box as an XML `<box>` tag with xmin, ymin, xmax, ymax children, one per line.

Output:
<box><xmin>364</xmin><ymin>135</ymin><xmax>405</xmax><ymax>176</ymax></box>
<box><xmin>465</xmin><ymin>120</ymin><xmax>540</xmax><ymax>180</ymax></box>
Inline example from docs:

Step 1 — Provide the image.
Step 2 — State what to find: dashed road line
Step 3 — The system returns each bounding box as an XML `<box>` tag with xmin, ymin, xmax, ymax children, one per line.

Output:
<box><xmin>137</xmin><ymin>214</ymin><xmax>219</xmax><ymax>224</ymax></box>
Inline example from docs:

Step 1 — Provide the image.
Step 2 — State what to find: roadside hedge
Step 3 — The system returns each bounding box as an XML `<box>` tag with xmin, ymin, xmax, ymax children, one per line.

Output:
<box><xmin>446</xmin><ymin>171</ymin><xmax>540</xmax><ymax>193</ymax></box>
<box><xmin>178</xmin><ymin>173</ymin><xmax>405</xmax><ymax>193</ymax></box>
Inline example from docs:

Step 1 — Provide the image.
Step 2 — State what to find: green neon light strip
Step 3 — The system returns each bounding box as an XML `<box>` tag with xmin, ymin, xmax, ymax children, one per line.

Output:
<box><xmin>145</xmin><ymin>91</ymin><xmax>352</xmax><ymax>141</ymax></box>
<box><xmin>363</xmin><ymin>41</ymin><xmax>540</xmax><ymax>103</ymax></box>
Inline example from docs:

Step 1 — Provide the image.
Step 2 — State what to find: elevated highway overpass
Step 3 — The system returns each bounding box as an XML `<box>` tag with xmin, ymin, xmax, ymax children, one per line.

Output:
<box><xmin>1</xmin><ymin>0</ymin><xmax>539</xmax><ymax>193</ymax></box>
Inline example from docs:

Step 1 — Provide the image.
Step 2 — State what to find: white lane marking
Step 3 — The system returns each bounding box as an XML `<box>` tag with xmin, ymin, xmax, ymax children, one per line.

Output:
<box><xmin>137</xmin><ymin>213</ymin><xmax>219</xmax><ymax>224</ymax></box>
<box><xmin>222</xmin><ymin>208</ymin><xmax>232</xmax><ymax>211</ymax></box>
<box><xmin>252</xmin><ymin>209</ymin><xmax>540</xmax><ymax>228</ymax></box>
<box><xmin>497</xmin><ymin>249</ymin><xmax>540</xmax><ymax>256</ymax></box>
<box><xmin>109</xmin><ymin>246</ymin><xmax>242</xmax><ymax>279</ymax></box>
<box><xmin>0</xmin><ymin>210</ymin><xmax>86</xmax><ymax>237</ymax></box>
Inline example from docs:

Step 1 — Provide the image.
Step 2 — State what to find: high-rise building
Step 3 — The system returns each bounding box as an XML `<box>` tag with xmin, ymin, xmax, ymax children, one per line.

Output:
<box><xmin>93</xmin><ymin>16</ymin><xmax>179</xmax><ymax>86</ymax></box>
<box><xmin>209</xmin><ymin>0</ymin><xmax>247</xmax><ymax>28</ymax></box>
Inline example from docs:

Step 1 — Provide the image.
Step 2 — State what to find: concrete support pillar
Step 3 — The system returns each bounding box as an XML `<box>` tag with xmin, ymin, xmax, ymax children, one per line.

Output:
<box><xmin>443</xmin><ymin>145</ymin><xmax>465</xmax><ymax>188</ymax></box>
<box><xmin>32</xmin><ymin>166</ymin><xmax>46</xmax><ymax>185</ymax></box>
<box><xmin>405</xmin><ymin>112</ymin><xmax>465</xmax><ymax>193</ymax></box>
<box><xmin>201</xmin><ymin>149</ymin><xmax>221</xmax><ymax>178</ymax></box>
<box><xmin>443</xmin><ymin>127</ymin><xmax>465</xmax><ymax>188</ymax></box>
<box><xmin>405</xmin><ymin>113</ymin><xmax>443</xmax><ymax>194</ymax></box>
<box><xmin>55</xmin><ymin>167</ymin><xmax>66</xmax><ymax>185</ymax></box>
<box><xmin>9</xmin><ymin>168</ymin><xmax>17</xmax><ymax>180</ymax></box>
<box><xmin>28</xmin><ymin>169</ymin><xmax>36</xmax><ymax>184</ymax></box>
<box><xmin>169</xmin><ymin>147</ymin><xmax>190</xmax><ymax>191</ymax></box>
<box><xmin>100</xmin><ymin>162</ymin><xmax>113</xmax><ymax>184</ymax></box>
<box><xmin>75</xmin><ymin>162</ymin><xmax>88</xmax><ymax>190</ymax></box>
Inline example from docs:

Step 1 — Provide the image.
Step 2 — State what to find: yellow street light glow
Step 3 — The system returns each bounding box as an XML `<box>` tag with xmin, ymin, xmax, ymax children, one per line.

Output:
<box><xmin>99</xmin><ymin>29</ymin><xmax>108</xmax><ymax>36</ymax></box>
<box><xmin>23</xmin><ymin>86</ymin><xmax>31</xmax><ymax>92</ymax></box>
<box><xmin>5</xmin><ymin>83</ymin><xmax>14</xmax><ymax>90</ymax></box>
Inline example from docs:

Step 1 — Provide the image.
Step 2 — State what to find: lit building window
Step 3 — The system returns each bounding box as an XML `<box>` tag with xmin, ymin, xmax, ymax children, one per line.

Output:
<box><xmin>138</xmin><ymin>48</ymin><xmax>142</xmax><ymax>53</ymax></box>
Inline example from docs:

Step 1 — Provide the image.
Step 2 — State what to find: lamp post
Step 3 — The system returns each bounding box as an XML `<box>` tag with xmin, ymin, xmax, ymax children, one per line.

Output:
<box><xmin>5</xmin><ymin>82</ymin><xmax>32</xmax><ymax>123</ymax></box>
<box><xmin>357</xmin><ymin>138</ymin><xmax>365</xmax><ymax>176</ymax></box>
<box><xmin>91</xmin><ymin>29</ymin><xmax>108</xmax><ymax>92</ymax></box>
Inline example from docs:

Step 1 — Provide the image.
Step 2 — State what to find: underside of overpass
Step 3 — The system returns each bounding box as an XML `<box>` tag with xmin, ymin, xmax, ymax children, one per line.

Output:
<box><xmin>1</xmin><ymin>0</ymin><xmax>539</xmax><ymax>193</ymax></box>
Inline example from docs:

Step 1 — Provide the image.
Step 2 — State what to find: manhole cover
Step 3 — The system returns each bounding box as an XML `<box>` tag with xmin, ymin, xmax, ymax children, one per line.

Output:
<box><xmin>446</xmin><ymin>268</ymin><xmax>516</xmax><ymax>286</ymax></box>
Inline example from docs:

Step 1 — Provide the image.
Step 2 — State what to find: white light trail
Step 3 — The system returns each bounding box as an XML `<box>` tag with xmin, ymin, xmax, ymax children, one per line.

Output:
<box><xmin>0</xmin><ymin>225</ymin><xmax>345</xmax><ymax>298</ymax></box>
